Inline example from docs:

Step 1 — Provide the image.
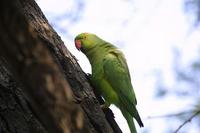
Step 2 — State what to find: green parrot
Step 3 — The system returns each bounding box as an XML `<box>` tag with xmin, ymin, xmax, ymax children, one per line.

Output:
<box><xmin>74</xmin><ymin>33</ymin><xmax>143</xmax><ymax>133</ymax></box>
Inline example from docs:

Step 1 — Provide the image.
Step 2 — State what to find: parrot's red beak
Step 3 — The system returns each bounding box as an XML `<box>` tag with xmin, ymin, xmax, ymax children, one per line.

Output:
<box><xmin>75</xmin><ymin>40</ymin><xmax>81</xmax><ymax>51</ymax></box>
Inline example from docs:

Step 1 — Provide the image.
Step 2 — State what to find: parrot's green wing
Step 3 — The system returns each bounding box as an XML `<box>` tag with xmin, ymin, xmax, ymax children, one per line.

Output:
<box><xmin>103</xmin><ymin>50</ymin><xmax>143</xmax><ymax>127</ymax></box>
<box><xmin>103</xmin><ymin>50</ymin><xmax>136</xmax><ymax>105</ymax></box>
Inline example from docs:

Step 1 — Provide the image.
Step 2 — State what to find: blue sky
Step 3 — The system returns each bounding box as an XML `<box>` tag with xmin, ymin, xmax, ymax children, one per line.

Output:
<box><xmin>37</xmin><ymin>0</ymin><xmax>200</xmax><ymax>132</ymax></box>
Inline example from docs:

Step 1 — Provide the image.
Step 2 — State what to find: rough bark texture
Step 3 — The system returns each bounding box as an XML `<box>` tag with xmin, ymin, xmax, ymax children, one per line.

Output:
<box><xmin>0</xmin><ymin>58</ymin><xmax>47</xmax><ymax>133</ymax></box>
<box><xmin>0</xmin><ymin>0</ymin><xmax>122</xmax><ymax>133</ymax></box>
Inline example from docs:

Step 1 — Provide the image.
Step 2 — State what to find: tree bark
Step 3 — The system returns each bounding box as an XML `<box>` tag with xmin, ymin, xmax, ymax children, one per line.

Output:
<box><xmin>0</xmin><ymin>0</ymin><xmax>122</xmax><ymax>133</ymax></box>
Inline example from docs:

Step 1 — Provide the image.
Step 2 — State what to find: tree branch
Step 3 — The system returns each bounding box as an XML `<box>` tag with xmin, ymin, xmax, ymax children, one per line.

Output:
<box><xmin>146</xmin><ymin>109</ymin><xmax>200</xmax><ymax>133</ymax></box>
<box><xmin>174</xmin><ymin>110</ymin><xmax>200</xmax><ymax>133</ymax></box>
<box><xmin>146</xmin><ymin>110</ymin><xmax>195</xmax><ymax>119</ymax></box>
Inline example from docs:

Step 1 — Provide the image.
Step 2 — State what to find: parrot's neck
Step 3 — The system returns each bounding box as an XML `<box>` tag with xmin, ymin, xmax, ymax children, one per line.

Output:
<box><xmin>85</xmin><ymin>42</ymin><xmax>115</xmax><ymax>66</ymax></box>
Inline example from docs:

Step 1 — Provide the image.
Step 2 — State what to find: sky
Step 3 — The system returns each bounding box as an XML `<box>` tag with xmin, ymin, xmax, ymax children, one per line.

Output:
<box><xmin>37</xmin><ymin>0</ymin><xmax>200</xmax><ymax>132</ymax></box>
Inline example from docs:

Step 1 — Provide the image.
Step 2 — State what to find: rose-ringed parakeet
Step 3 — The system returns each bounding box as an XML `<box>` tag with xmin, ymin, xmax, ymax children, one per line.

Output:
<box><xmin>75</xmin><ymin>33</ymin><xmax>143</xmax><ymax>133</ymax></box>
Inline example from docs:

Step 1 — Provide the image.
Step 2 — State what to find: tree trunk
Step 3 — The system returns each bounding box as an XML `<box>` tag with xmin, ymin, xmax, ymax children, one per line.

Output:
<box><xmin>0</xmin><ymin>0</ymin><xmax>122</xmax><ymax>133</ymax></box>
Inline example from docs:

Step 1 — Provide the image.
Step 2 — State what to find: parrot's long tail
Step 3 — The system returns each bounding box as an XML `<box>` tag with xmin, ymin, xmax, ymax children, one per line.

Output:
<box><xmin>120</xmin><ymin>106</ymin><xmax>137</xmax><ymax>133</ymax></box>
<box><xmin>119</xmin><ymin>95</ymin><xmax>144</xmax><ymax>127</ymax></box>
<box><xmin>132</xmin><ymin>107</ymin><xmax>144</xmax><ymax>127</ymax></box>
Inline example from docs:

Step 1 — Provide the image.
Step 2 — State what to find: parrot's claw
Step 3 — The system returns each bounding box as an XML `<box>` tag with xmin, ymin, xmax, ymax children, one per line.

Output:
<box><xmin>85</xmin><ymin>73</ymin><xmax>92</xmax><ymax>81</ymax></box>
<box><xmin>101</xmin><ymin>104</ymin><xmax>109</xmax><ymax>112</ymax></box>
<box><xmin>100</xmin><ymin>102</ymin><xmax>110</xmax><ymax>112</ymax></box>
<box><xmin>100</xmin><ymin>104</ymin><xmax>108</xmax><ymax>109</ymax></box>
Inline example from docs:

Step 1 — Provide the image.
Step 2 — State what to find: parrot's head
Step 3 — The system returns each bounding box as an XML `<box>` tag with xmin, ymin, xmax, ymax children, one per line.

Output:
<box><xmin>74</xmin><ymin>33</ymin><xmax>102</xmax><ymax>53</ymax></box>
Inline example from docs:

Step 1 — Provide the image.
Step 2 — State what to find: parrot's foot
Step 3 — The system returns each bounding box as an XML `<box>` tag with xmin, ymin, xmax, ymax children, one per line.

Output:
<box><xmin>100</xmin><ymin>102</ymin><xmax>110</xmax><ymax>112</ymax></box>
<box><xmin>85</xmin><ymin>73</ymin><xmax>92</xmax><ymax>81</ymax></box>
<box><xmin>100</xmin><ymin>104</ymin><xmax>108</xmax><ymax>110</ymax></box>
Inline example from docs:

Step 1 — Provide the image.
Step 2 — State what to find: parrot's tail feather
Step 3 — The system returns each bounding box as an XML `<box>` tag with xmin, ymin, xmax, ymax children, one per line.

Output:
<box><xmin>134</xmin><ymin>109</ymin><xmax>144</xmax><ymax>127</ymax></box>
<box><xmin>120</xmin><ymin>106</ymin><xmax>137</xmax><ymax>133</ymax></box>
<box><xmin>119</xmin><ymin>95</ymin><xmax>144</xmax><ymax>127</ymax></box>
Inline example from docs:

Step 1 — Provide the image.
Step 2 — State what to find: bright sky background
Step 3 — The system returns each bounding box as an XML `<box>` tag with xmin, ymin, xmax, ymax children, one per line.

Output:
<box><xmin>37</xmin><ymin>0</ymin><xmax>200</xmax><ymax>132</ymax></box>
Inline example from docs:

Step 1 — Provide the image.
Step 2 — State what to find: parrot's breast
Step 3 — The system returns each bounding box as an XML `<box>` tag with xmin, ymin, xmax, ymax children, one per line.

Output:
<box><xmin>91</xmin><ymin>71</ymin><xmax>119</xmax><ymax>105</ymax></box>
